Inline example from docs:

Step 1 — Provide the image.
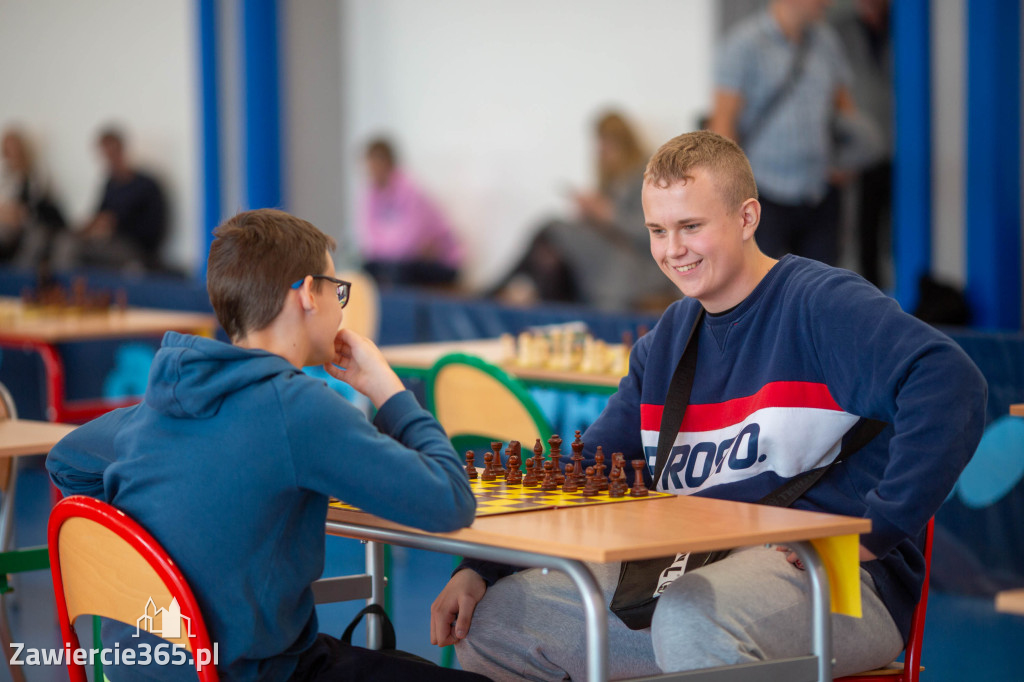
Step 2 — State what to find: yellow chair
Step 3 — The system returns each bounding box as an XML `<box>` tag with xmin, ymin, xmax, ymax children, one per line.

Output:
<box><xmin>425</xmin><ymin>352</ymin><xmax>554</xmax><ymax>464</ymax></box>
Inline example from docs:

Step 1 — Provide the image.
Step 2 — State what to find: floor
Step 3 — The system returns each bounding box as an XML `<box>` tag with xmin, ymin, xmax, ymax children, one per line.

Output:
<box><xmin>3</xmin><ymin>457</ymin><xmax>1023</xmax><ymax>682</ymax></box>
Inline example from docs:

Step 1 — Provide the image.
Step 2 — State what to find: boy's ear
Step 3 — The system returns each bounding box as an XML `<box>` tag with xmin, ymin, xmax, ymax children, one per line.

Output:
<box><xmin>295</xmin><ymin>276</ymin><xmax>316</xmax><ymax>312</ymax></box>
<box><xmin>740</xmin><ymin>198</ymin><xmax>760</xmax><ymax>241</ymax></box>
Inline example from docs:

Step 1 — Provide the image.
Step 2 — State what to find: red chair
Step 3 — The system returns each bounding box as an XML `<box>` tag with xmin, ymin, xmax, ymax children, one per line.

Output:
<box><xmin>836</xmin><ymin>518</ymin><xmax>934</xmax><ymax>682</ymax></box>
<box><xmin>48</xmin><ymin>495</ymin><xmax>220</xmax><ymax>682</ymax></box>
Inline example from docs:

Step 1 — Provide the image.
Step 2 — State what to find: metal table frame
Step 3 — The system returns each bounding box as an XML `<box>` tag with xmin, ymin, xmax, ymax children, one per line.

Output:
<box><xmin>325</xmin><ymin>520</ymin><xmax>835</xmax><ymax>682</ymax></box>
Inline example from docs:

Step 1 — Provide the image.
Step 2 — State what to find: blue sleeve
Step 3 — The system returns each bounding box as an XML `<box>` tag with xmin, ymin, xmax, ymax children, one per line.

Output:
<box><xmin>46</xmin><ymin>406</ymin><xmax>138</xmax><ymax>499</ymax></box>
<box><xmin>281</xmin><ymin>382</ymin><xmax>476</xmax><ymax>533</ymax></box>
<box><xmin>714</xmin><ymin>23</ymin><xmax>754</xmax><ymax>93</ymax></box>
<box><xmin>807</xmin><ymin>274</ymin><xmax>987</xmax><ymax>556</ymax></box>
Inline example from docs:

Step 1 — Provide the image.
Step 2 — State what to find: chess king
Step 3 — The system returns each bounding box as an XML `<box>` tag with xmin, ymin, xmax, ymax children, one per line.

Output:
<box><xmin>430</xmin><ymin>130</ymin><xmax>985</xmax><ymax>679</ymax></box>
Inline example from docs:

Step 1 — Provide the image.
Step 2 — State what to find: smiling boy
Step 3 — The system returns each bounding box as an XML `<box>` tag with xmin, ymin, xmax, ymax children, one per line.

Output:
<box><xmin>431</xmin><ymin>132</ymin><xmax>985</xmax><ymax>679</ymax></box>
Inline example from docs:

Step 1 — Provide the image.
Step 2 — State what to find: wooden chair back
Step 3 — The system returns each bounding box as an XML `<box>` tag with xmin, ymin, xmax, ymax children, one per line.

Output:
<box><xmin>48</xmin><ymin>496</ymin><xmax>219</xmax><ymax>681</ymax></box>
<box><xmin>0</xmin><ymin>383</ymin><xmax>15</xmax><ymax>495</ymax></box>
<box><xmin>836</xmin><ymin>517</ymin><xmax>935</xmax><ymax>682</ymax></box>
<box><xmin>338</xmin><ymin>269</ymin><xmax>380</xmax><ymax>341</ymax></box>
<box><xmin>426</xmin><ymin>352</ymin><xmax>553</xmax><ymax>456</ymax></box>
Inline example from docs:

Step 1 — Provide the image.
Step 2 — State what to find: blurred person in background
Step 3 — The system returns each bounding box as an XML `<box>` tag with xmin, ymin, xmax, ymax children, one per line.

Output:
<box><xmin>832</xmin><ymin>0</ymin><xmax>892</xmax><ymax>288</ymax></box>
<box><xmin>709</xmin><ymin>0</ymin><xmax>882</xmax><ymax>268</ymax></box>
<box><xmin>359</xmin><ymin>137</ymin><xmax>462</xmax><ymax>288</ymax></box>
<box><xmin>491</xmin><ymin>110</ymin><xmax>677</xmax><ymax>311</ymax></box>
<box><xmin>0</xmin><ymin>127</ymin><xmax>67</xmax><ymax>270</ymax></box>
<box><xmin>56</xmin><ymin>126</ymin><xmax>167</xmax><ymax>273</ymax></box>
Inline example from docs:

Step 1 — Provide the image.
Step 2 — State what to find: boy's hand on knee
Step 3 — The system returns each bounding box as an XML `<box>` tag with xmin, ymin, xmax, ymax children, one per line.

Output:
<box><xmin>430</xmin><ymin>569</ymin><xmax>486</xmax><ymax>647</ymax></box>
<box><xmin>324</xmin><ymin>328</ymin><xmax>404</xmax><ymax>407</ymax></box>
<box><xmin>775</xmin><ymin>543</ymin><xmax>877</xmax><ymax>571</ymax></box>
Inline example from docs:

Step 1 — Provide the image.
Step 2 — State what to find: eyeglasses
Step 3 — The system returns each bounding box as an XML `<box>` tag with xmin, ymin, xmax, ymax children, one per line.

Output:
<box><xmin>290</xmin><ymin>275</ymin><xmax>351</xmax><ymax>308</ymax></box>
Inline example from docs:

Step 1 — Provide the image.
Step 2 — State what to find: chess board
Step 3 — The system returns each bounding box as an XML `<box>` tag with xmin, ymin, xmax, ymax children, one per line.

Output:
<box><xmin>329</xmin><ymin>477</ymin><xmax>672</xmax><ymax>518</ymax></box>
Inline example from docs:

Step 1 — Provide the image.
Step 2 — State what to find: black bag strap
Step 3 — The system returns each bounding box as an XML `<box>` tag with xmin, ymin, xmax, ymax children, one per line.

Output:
<box><xmin>741</xmin><ymin>29</ymin><xmax>811</xmax><ymax>149</ymax></box>
<box><xmin>650</xmin><ymin>306</ymin><xmax>887</xmax><ymax>506</ymax></box>
<box><xmin>341</xmin><ymin>603</ymin><xmax>397</xmax><ymax>651</ymax></box>
<box><xmin>652</xmin><ymin>309</ymin><xmax>705</xmax><ymax>488</ymax></box>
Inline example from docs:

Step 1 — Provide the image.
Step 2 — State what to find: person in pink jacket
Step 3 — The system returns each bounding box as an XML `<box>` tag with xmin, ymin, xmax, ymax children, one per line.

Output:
<box><xmin>359</xmin><ymin>138</ymin><xmax>462</xmax><ymax>288</ymax></box>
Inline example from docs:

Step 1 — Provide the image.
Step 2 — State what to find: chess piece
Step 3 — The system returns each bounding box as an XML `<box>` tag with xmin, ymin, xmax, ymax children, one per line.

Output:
<box><xmin>594</xmin><ymin>446</ymin><xmax>608</xmax><ymax>491</ymax></box>
<box><xmin>571</xmin><ymin>431</ymin><xmax>586</xmax><ymax>486</ymax></box>
<box><xmin>540</xmin><ymin>460</ymin><xmax>557</xmax><ymax>491</ymax></box>
<box><xmin>523</xmin><ymin>458</ymin><xmax>539</xmax><ymax>487</ymax></box>
<box><xmin>465</xmin><ymin>451</ymin><xmax>478</xmax><ymax>480</ymax></box>
<box><xmin>481</xmin><ymin>452</ymin><xmax>496</xmax><ymax>482</ymax></box>
<box><xmin>562</xmin><ymin>464</ymin><xmax>578</xmax><ymax>493</ymax></box>
<box><xmin>548</xmin><ymin>434</ymin><xmax>564</xmax><ymax>484</ymax></box>
<box><xmin>491</xmin><ymin>442</ymin><xmax>506</xmax><ymax>476</ymax></box>
<box><xmin>609</xmin><ymin>453</ymin><xmax>629</xmax><ymax>497</ymax></box>
<box><xmin>629</xmin><ymin>459</ymin><xmax>649</xmax><ymax>497</ymax></box>
<box><xmin>506</xmin><ymin>448</ymin><xmax>522</xmax><ymax>484</ymax></box>
<box><xmin>582</xmin><ymin>466</ymin><xmax>599</xmax><ymax>497</ymax></box>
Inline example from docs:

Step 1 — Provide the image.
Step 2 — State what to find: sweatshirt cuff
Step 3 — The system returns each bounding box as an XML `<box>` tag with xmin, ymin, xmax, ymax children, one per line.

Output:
<box><xmin>453</xmin><ymin>558</ymin><xmax>518</xmax><ymax>587</ymax></box>
<box><xmin>372</xmin><ymin>390</ymin><xmax>420</xmax><ymax>434</ymax></box>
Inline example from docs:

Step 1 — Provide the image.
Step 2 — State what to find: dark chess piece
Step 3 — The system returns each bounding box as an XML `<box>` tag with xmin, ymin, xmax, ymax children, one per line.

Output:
<box><xmin>491</xmin><ymin>441</ymin><xmax>506</xmax><ymax>476</ymax></box>
<box><xmin>609</xmin><ymin>453</ymin><xmax>629</xmax><ymax>497</ymax></box>
<box><xmin>582</xmin><ymin>466</ymin><xmax>599</xmax><ymax>497</ymax></box>
<box><xmin>465</xmin><ymin>451</ymin><xmax>478</xmax><ymax>480</ymax></box>
<box><xmin>562</xmin><ymin>463</ymin><xmax>578</xmax><ymax>493</ymax></box>
<box><xmin>540</xmin><ymin>460</ymin><xmax>557</xmax><ymax>491</ymax></box>
<box><xmin>571</xmin><ymin>433</ymin><xmax>586</xmax><ymax>486</ymax></box>
<box><xmin>549</xmin><ymin>433</ymin><xmax>564</xmax><ymax>484</ymax></box>
<box><xmin>532</xmin><ymin>439</ymin><xmax>545</xmax><ymax>476</ymax></box>
<box><xmin>481</xmin><ymin>452</ymin><xmax>496</xmax><ymax>482</ymax></box>
<box><xmin>594</xmin><ymin>446</ymin><xmax>608</xmax><ymax>491</ymax></box>
<box><xmin>629</xmin><ymin>459</ymin><xmax>649</xmax><ymax>497</ymax></box>
<box><xmin>523</xmin><ymin>458</ymin><xmax>539</xmax><ymax>487</ymax></box>
<box><xmin>506</xmin><ymin>448</ymin><xmax>522</xmax><ymax>484</ymax></box>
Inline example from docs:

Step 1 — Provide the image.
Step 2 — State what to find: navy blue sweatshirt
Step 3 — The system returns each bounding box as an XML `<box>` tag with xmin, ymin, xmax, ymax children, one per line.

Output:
<box><xmin>464</xmin><ymin>256</ymin><xmax>986</xmax><ymax>642</ymax></box>
<box><xmin>48</xmin><ymin>332</ymin><xmax>475</xmax><ymax>681</ymax></box>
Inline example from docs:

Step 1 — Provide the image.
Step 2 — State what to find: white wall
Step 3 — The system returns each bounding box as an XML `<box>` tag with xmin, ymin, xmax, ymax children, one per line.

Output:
<box><xmin>0</xmin><ymin>0</ymin><xmax>198</xmax><ymax>273</ymax></box>
<box><xmin>340</xmin><ymin>0</ymin><xmax>716</xmax><ymax>289</ymax></box>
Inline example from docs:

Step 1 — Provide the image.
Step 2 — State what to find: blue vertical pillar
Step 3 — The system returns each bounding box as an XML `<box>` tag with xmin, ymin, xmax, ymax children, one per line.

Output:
<box><xmin>891</xmin><ymin>0</ymin><xmax>931</xmax><ymax>313</ymax></box>
<box><xmin>966</xmin><ymin>0</ymin><xmax>1021</xmax><ymax>330</ymax></box>
<box><xmin>241</xmin><ymin>0</ymin><xmax>283</xmax><ymax>210</ymax></box>
<box><xmin>197</xmin><ymin>0</ymin><xmax>221</xmax><ymax>278</ymax></box>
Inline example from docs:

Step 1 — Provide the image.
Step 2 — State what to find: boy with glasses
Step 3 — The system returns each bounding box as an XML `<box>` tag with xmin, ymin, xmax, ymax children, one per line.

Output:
<box><xmin>48</xmin><ymin>209</ymin><xmax>486</xmax><ymax>681</ymax></box>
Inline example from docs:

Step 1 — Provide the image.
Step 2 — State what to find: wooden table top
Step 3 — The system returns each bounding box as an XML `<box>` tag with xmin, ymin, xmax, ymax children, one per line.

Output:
<box><xmin>0</xmin><ymin>419</ymin><xmax>76</xmax><ymax>458</ymax></box>
<box><xmin>1011</xmin><ymin>404</ymin><xmax>1024</xmax><ymax>417</ymax></box>
<box><xmin>381</xmin><ymin>338</ymin><xmax>627</xmax><ymax>389</ymax></box>
<box><xmin>327</xmin><ymin>493</ymin><xmax>870</xmax><ymax>564</ymax></box>
<box><xmin>0</xmin><ymin>297</ymin><xmax>217</xmax><ymax>343</ymax></box>
<box><xmin>996</xmin><ymin>588</ymin><xmax>1024</xmax><ymax>615</ymax></box>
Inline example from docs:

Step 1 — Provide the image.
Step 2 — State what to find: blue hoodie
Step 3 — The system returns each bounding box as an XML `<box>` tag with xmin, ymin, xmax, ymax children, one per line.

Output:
<box><xmin>48</xmin><ymin>332</ymin><xmax>475</xmax><ymax>681</ymax></box>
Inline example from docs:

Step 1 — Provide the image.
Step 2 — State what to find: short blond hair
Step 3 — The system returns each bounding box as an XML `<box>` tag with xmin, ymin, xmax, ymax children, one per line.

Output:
<box><xmin>644</xmin><ymin>131</ymin><xmax>757</xmax><ymax>211</ymax></box>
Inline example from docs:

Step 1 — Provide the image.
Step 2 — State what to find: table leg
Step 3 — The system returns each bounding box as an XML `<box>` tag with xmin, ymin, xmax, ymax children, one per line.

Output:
<box><xmin>789</xmin><ymin>541</ymin><xmax>833</xmax><ymax>682</ymax></box>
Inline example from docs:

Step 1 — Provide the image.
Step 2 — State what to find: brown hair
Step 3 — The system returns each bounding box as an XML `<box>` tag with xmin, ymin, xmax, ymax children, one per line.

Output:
<box><xmin>365</xmin><ymin>137</ymin><xmax>396</xmax><ymax>167</ymax></box>
<box><xmin>644</xmin><ymin>130</ymin><xmax>757</xmax><ymax>211</ymax></box>
<box><xmin>595</xmin><ymin>111</ymin><xmax>647</xmax><ymax>194</ymax></box>
<box><xmin>207</xmin><ymin>209</ymin><xmax>336</xmax><ymax>340</ymax></box>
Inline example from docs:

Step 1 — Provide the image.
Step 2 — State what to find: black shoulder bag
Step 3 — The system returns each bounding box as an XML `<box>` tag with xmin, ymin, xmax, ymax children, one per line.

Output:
<box><xmin>609</xmin><ymin>309</ymin><xmax>885</xmax><ymax>630</ymax></box>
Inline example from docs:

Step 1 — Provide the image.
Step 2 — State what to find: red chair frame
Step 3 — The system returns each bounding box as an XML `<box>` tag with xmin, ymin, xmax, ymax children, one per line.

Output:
<box><xmin>837</xmin><ymin>517</ymin><xmax>934</xmax><ymax>682</ymax></box>
<box><xmin>48</xmin><ymin>495</ymin><xmax>220</xmax><ymax>681</ymax></box>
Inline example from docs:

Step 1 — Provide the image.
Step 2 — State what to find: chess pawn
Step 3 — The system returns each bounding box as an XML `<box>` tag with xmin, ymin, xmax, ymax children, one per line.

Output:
<box><xmin>582</xmin><ymin>466</ymin><xmax>600</xmax><ymax>497</ymax></box>
<box><xmin>506</xmin><ymin>449</ymin><xmax>522</xmax><ymax>484</ymax></box>
<box><xmin>499</xmin><ymin>333</ymin><xmax>516</xmax><ymax>365</ymax></box>
<box><xmin>594</xmin><ymin>447</ymin><xmax>608</xmax><ymax>491</ymax></box>
<box><xmin>465</xmin><ymin>451</ymin><xmax>478</xmax><ymax>480</ymax></box>
<box><xmin>517</xmin><ymin>331</ymin><xmax>533</xmax><ymax>367</ymax></box>
<box><xmin>522</xmin><ymin>458</ymin><xmax>539</xmax><ymax>487</ymax></box>
<box><xmin>562</xmin><ymin>464</ymin><xmax>578</xmax><ymax>493</ymax></box>
<box><xmin>540</xmin><ymin>460</ymin><xmax>557</xmax><ymax>491</ymax></box>
<box><xmin>481</xmin><ymin>452</ymin><xmax>496</xmax><ymax>482</ymax></box>
<box><xmin>629</xmin><ymin>459</ymin><xmax>649</xmax><ymax>497</ymax></box>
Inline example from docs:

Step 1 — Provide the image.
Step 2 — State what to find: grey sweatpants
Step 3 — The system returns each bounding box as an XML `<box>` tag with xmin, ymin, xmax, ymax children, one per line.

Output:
<box><xmin>455</xmin><ymin>545</ymin><xmax>904</xmax><ymax>681</ymax></box>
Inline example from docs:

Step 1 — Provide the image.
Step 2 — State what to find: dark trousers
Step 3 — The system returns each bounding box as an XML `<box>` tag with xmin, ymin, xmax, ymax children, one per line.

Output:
<box><xmin>365</xmin><ymin>259</ymin><xmax>458</xmax><ymax>288</ymax></box>
<box><xmin>856</xmin><ymin>161</ymin><xmax>892</xmax><ymax>287</ymax></box>
<box><xmin>756</xmin><ymin>186</ymin><xmax>842</xmax><ymax>266</ymax></box>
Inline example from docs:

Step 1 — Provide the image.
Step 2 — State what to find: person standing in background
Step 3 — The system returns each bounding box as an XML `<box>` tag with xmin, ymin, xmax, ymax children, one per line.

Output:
<box><xmin>359</xmin><ymin>137</ymin><xmax>463</xmax><ymax>288</ymax></box>
<box><xmin>709</xmin><ymin>0</ymin><xmax>880</xmax><ymax>267</ymax></box>
<box><xmin>833</xmin><ymin>0</ymin><xmax>892</xmax><ymax>288</ymax></box>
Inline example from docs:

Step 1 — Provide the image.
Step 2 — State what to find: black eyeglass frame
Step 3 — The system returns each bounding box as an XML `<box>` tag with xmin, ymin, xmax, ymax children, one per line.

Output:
<box><xmin>290</xmin><ymin>275</ymin><xmax>351</xmax><ymax>308</ymax></box>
